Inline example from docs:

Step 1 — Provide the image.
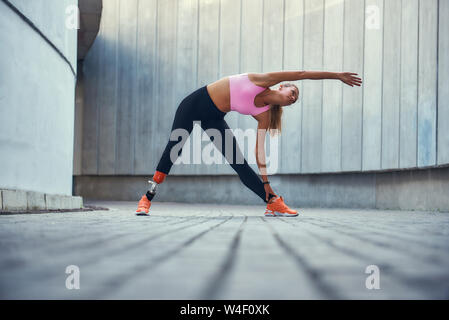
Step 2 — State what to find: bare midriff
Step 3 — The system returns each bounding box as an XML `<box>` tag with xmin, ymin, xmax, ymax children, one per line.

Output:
<box><xmin>206</xmin><ymin>75</ymin><xmax>268</xmax><ymax>113</ymax></box>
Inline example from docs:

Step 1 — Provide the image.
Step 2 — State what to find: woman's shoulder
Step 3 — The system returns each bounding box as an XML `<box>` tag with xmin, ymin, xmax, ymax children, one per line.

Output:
<box><xmin>247</xmin><ymin>73</ymin><xmax>271</xmax><ymax>88</ymax></box>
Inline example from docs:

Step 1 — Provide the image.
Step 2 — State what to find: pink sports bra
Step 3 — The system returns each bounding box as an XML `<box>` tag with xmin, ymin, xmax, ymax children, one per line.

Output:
<box><xmin>229</xmin><ymin>73</ymin><xmax>271</xmax><ymax>116</ymax></box>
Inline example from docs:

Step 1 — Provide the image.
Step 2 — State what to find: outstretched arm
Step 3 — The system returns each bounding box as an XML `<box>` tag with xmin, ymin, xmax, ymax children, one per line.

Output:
<box><xmin>255</xmin><ymin>120</ymin><xmax>278</xmax><ymax>202</ymax></box>
<box><xmin>259</xmin><ymin>70</ymin><xmax>362</xmax><ymax>87</ymax></box>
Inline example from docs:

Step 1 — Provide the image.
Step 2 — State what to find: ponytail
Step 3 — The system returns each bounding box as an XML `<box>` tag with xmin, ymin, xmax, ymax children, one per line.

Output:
<box><xmin>268</xmin><ymin>104</ymin><xmax>283</xmax><ymax>137</ymax></box>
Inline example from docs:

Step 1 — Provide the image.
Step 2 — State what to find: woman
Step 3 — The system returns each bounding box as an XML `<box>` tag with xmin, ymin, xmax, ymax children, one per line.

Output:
<box><xmin>136</xmin><ymin>71</ymin><xmax>362</xmax><ymax>216</ymax></box>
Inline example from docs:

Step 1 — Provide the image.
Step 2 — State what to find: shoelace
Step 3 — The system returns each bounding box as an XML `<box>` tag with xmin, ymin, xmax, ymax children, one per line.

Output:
<box><xmin>138</xmin><ymin>197</ymin><xmax>149</xmax><ymax>207</ymax></box>
<box><xmin>271</xmin><ymin>198</ymin><xmax>288</xmax><ymax>211</ymax></box>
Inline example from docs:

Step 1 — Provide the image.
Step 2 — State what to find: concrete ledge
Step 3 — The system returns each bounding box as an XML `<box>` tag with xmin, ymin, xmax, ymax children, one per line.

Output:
<box><xmin>0</xmin><ymin>189</ymin><xmax>84</xmax><ymax>213</ymax></box>
<box><xmin>2</xmin><ymin>190</ymin><xmax>28</xmax><ymax>211</ymax></box>
<box><xmin>74</xmin><ymin>167</ymin><xmax>449</xmax><ymax>212</ymax></box>
<box><xmin>27</xmin><ymin>191</ymin><xmax>46</xmax><ymax>210</ymax></box>
<box><xmin>45</xmin><ymin>194</ymin><xmax>83</xmax><ymax>210</ymax></box>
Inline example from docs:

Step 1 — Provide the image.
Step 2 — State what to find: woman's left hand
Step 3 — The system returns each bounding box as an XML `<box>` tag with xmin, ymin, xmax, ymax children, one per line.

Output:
<box><xmin>264</xmin><ymin>184</ymin><xmax>277</xmax><ymax>203</ymax></box>
<box><xmin>339</xmin><ymin>72</ymin><xmax>363</xmax><ymax>87</ymax></box>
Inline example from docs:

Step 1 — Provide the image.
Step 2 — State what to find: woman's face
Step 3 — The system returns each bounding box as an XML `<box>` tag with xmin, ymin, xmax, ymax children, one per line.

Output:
<box><xmin>278</xmin><ymin>85</ymin><xmax>299</xmax><ymax>106</ymax></box>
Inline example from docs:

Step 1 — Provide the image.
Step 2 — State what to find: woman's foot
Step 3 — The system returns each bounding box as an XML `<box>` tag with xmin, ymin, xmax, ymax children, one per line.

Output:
<box><xmin>136</xmin><ymin>195</ymin><xmax>151</xmax><ymax>216</ymax></box>
<box><xmin>264</xmin><ymin>196</ymin><xmax>298</xmax><ymax>217</ymax></box>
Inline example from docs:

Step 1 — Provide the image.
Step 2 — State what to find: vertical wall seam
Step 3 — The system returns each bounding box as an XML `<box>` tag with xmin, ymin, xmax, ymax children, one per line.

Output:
<box><xmin>174</xmin><ymin>0</ymin><xmax>178</xmax><ymax>98</ymax></box>
<box><xmin>398</xmin><ymin>0</ymin><xmax>403</xmax><ymax>168</ymax></box>
<box><xmin>155</xmin><ymin>0</ymin><xmax>160</xmax><ymax>168</ymax></box>
<box><xmin>380</xmin><ymin>0</ymin><xmax>385</xmax><ymax>170</ymax></box>
<box><xmin>300</xmin><ymin>0</ymin><xmax>305</xmax><ymax>173</ymax></box>
<box><xmin>261</xmin><ymin>0</ymin><xmax>264</xmax><ymax>72</ymax></box>
<box><xmin>282</xmin><ymin>0</ymin><xmax>286</xmax><ymax>70</ymax></box>
<box><xmin>415</xmin><ymin>0</ymin><xmax>421</xmax><ymax>168</ymax></box>
<box><xmin>361</xmin><ymin>0</ymin><xmax>366</xmax><ymax>171</ymax></box>
<box><xmin>320</xmin><ymin>0</ymin><xmax>325</xmax><ymax>173</ymax></box>
<box><xmin>133</xmin><ymin>0</ymin><xmax>140</xmax><ymax>175</ymax></box>
<box><xmin>216</xmin><ymin>0</ymin><xmax>221</xmax><ymax>176</ymax></box>
<box><xmin>340</xmin><ymin>0</ymin><xmax>345</xmax><ymax>172</ymax></box>
<box><xmin>239</xmin><ymin>0</ymin><xmax>242</xmax><ymax>73</ymax></box>
<box><xmin>436</xmin><ymin>0</ymin><xmax>440</xmax><ymax>164</ymax></box>
<box><xmin>218</xmin><ymin>0</ymin><xmax>221</xmax><ymax>79</ymax></box>
<box><xmin>196</xmin><ymin>0</ymin><xmax>200</xmax><ymax>88</ymax></box>
<box><xmin>237</xmin><ymin>0</ymin><xmax>243</xmax><ymax>131</ymax></box>
<box><xmin>114</xmin><ymin>0</ymin><xmax>122</xmax><ymax>175</ymax></box>
<box><xmin>280</xmin><ymin>0</ymin><xmax>286</xmax><ymax>173</ymax></box>
<box><xmin>299</xmin><ymin>0</ymin><xmax>304</xmax><ymax>173</ymax></box>
<box><xmin>95</xmin><ymin>12</ymin><xmax>102</xmax><ymax>175</ymax></box>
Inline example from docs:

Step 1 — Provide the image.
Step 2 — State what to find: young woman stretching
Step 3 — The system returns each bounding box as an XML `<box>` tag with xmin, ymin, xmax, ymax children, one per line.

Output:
<box><xmin>136</xmin><ymin>71</ymin><xmax>362</xmax><ymax>216</ymax></box>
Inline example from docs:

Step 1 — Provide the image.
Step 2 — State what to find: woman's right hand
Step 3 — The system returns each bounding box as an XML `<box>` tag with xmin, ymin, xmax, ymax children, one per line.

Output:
<box><xmin>339</xmin><ymin>72</ymin><xmax>363</xmax><ymax>87</ymax></box>
<box><xmin>264</xmin><ymin>183</ymin><xmax>277</xmax><ymax>203</ymax></box>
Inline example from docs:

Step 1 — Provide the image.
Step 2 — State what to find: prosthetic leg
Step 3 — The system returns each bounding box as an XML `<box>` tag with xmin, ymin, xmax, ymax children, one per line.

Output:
<box><xmin>136</xmin><ymin>171</ymin><xmax>167</xmax><ymax>216</ymax></box>
<box><xmin>145</xmin><ymin>171</ymin><xmax>166</xmax><ymax>201</ymax></box>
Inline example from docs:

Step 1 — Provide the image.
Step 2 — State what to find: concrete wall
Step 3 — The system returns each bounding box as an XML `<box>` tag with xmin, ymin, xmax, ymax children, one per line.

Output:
<box><xmin>74</xmin><ymin>166</ymin><xmax>449</xmax><ymax>212</ymax></box>
<box><xmin>78</xmin><ymin>0</ymin><xmax>448</xmax><ymax>177</ymax></box>
<box><xmin>0</xmin><ymin>0</ymin><xmax>78</xmax><ymax>196</ymax></box>
<box><xmin>75</xmin><ymin>0</ymin><xmax>448</xmax><ymax>211</ymax></box>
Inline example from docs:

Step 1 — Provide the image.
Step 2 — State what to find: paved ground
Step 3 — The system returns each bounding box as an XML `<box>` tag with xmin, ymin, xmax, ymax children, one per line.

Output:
<box><xmin>1</xmin><ymin>200</ymin><xmax>449</xmax><ymax>299</ymax></box>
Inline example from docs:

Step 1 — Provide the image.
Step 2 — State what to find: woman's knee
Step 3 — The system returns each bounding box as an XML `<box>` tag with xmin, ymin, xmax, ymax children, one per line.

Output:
<box><xmin>231</xmin><ymin>161</ymin><xmax>252</xmax><ymax>177</ymax></box>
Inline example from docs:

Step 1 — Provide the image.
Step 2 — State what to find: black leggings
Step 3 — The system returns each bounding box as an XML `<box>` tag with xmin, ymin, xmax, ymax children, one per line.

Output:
<box><xmin>155</xmin><ymin>85</ymin><xmax>275</xmax><ymax>204</ymax></box>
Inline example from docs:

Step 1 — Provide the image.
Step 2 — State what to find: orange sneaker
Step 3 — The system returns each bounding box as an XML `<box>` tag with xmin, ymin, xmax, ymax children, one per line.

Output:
<box><xmin>265</xmin><ymin>196</ymin><xmax>298</xmax><ymax>217</ymax></box>
<box><xmin>136</xmin><ymin>195</ymin><xmax>151</xmax><ymax>216</ymax></box>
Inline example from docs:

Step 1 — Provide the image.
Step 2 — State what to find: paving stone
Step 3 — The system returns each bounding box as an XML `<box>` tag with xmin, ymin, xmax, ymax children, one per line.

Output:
<box><xmin>0</xmin><ymin>200</ymin><xmax>448</xmax><ymax>299</ymax></box>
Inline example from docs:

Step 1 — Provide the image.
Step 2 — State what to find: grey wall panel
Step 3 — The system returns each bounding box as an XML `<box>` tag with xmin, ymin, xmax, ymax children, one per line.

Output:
<box><xmin>115</xmin><ymin>0</ymin><xmax>138</xmax><ymax>174</ymax></box>
<box><xmin>170</xmin><ymin>0</ymin><xmax>199</xmax><ymax>176</ymax></box>
<box><xmin>301</xmin><ymin>0</ymin><xmax>324</xmax><ymax>173</ymax></box>
<box><xmin>195</xmin><ymin>0</ymin><xmax>220</xmax><ymax>176</ymax></box>
<box><xmin>74</xmin><ymin>72</ymin><xmax>84</xmax><ymax>176</ymax></box>
<box><xmin>381</xmin><ymin>0</ymin><xmax>401</xmax><ymax>169</ymax></box>
<box><xmin>153</xmin><ymin>0</ymin><xmax>180</xmax><ymax>175</ymax></box>
<box><xmin>97</xmin><ymin>0</ymin><xmax>117</xmax><ymax>175</ymax></box>
<box><xmin>239</xmin><ymin>0</ymin><xmax>264</xmax><ymax>171</ymax></box>
<box><xmin>218</xmin><ymin>0</ymin><xmax>241</xmax><ymax>175</ymax></box>
<box><xmin>82</xmin><ymin>30</ymin><xmax>100</xmax><ymax>174</ymax></box>
<box><xmin>341</xmin><ymin>0</ymin><xmax>364</xmax><ymax>172</ymax></box>
<box><xmin>322</xmin><ymin>0</ymin><xmax>344</xmax><ymax>173</ymax></box>
<box><xmin>417</xmin><ymin>0</ymin><xmax>438</xmax><ymax>167</ymax></box>
<box><xmin>281</xmin><ymin>0</ymin><xmax>304</xmax><ymax>174</ymax></box>
<box><xmin>134</xmin><ymin>0</ymin><xmax>158</xmax><ymax>175</ymax></box>
<box><xmin>362</xmin><ymin>0</ymin><xmax>383</xmax><ymax>171</ymax></box>
<box><xmin>399</xmin><ymin>0</ymin><xmax>419</xmax><ymax>168</ymax></box>
<box><xmin>262</xmin><ymin>0</ymin><xmax>284</xmax><ymax>75</ymax></box>
<box><xmin>438</xmin><ymin>0</ymin><xmax>449</xmax><ymax>165</ymax></box>
<box><xmin>262</xmin><ymin>0</ymin><xmax>284</xmax><ymax>175</ymax></box>
<box><xmin>93</xmin><ymin>18</ymin><xmax>105</xmax><ymax>174</ymax></box>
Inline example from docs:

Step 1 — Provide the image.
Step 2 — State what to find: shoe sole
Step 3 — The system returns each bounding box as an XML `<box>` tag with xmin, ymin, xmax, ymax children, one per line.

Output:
<box><xmin>274</xmin><ymin>211</ymin><xmax>298</xmax><ymax>217</ymax></box>
<box><xmin>265</xmin><ymin>210</ymin><xmax>298</xmax><ymax>217</ymax></box>
<box><xmin>136</xmin><ymin>211</ymin><xmax>150</xmax><ymax>216</ymax></box>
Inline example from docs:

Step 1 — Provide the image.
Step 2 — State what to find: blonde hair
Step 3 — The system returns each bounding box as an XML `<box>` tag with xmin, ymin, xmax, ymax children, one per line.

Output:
<box><xmin>268</xmin><ymin>83</ymin><xmax>298</xmax><ymax>137</ymax></box>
